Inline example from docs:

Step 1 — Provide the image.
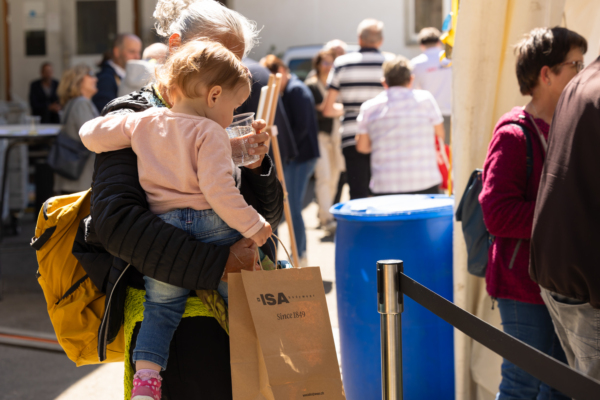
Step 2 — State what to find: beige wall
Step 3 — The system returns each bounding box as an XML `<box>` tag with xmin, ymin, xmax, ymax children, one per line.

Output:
<box><xmin>7</xmin><ymin>0</ymin><xmax>65</xmax><ymax>103</ymax></box>
<box><xmin>139</xmin><ymin>0</ymin><xmax>159</xmax><ymax>46</ymax></box>
<box><xmin>133</xmin><ymin>0</ymin><xmax>434</xmax><ymax>59</ymax></box>
<box><xmin>0</xmin><ymin>1</ymin><xmax>6</xmax><ymax>101</ymax></box>
<box><xmin>452</xmin><ymin>1</ymin><xmax>600</xmax><ymax>399</ymax></box>
<box><xmin>5</xmin><ymin>0</ymin><xmax>135</xmax><ymax>105</ymax></box>
<box><xmin>3</xmin><ymin>0</ymin><xmax>451</xmax><ymax>103</ymax></box>
<box><xmin>229</xmin><ymin>0</ymin><xmax>426</xmax><ymax>60</ymax></box>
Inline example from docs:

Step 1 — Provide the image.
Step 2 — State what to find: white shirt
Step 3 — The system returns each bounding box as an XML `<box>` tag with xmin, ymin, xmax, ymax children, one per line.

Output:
<box><xmin>107</xmin><ymin>60</ymin><xmax>126</xmax><ymax>80</ymax></box>
<box><xmin>411</xmin><ymin>47</ymin><xmax>452</xmax><ymax>116</ymax></box>
<box><xmin>357</xmin><ymin>87</ymin><xmax>443</xmax><ymax>193</ymax></box>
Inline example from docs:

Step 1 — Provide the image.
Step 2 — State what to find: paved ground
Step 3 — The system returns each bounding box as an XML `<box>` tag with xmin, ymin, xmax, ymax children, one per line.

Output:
<box><xmin>0</xmin><ymin>180</ymin><xmax>346</xmax><ymax>399</ymax></box>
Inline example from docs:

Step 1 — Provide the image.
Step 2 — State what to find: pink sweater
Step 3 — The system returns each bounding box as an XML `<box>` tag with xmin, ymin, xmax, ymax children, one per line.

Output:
<box><xmin>479</xmin><ymin>107</ymin><xmax>549</xmax><ymax>304</ymax></box>
<box><xmin>80</xmin><ymin>108</ymin><xmax>265</xmax><ymax>238</ymax></box>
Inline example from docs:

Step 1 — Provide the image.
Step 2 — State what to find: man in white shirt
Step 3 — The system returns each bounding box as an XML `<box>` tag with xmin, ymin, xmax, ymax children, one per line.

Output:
<box><xmin>411</xmin><ymin>27</ymin><xmax>452</xmax><ymax>143</ymax></box>
<box><xmin>355</xmin><ymin>56</ymin><xmax>444</xmax><ymax>195</ymax></box>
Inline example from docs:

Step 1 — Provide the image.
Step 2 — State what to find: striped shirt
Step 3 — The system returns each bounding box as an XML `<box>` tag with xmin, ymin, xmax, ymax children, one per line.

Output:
<box><xmin>357</xmin><ymin>87</ymin><xmax>443</xmax><ymax>193</ymax></box>
<box><xmin>327</xmin><ymin>48</ymin><xmax>393</xmax><ymax>148</ymax></box>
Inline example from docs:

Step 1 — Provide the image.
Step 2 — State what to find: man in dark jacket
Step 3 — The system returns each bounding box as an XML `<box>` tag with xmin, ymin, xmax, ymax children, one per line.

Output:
<box><xmin>530</xmin><ymin>56</ymin><xmax>600</xmax><ymax>380</ymax></box>
<box><xmin>238</xmin><ymin>58</ymin><xmax>298</xmax><ymax>165</ymax></box>
<box><xmin>261</xmin><ymin>55</ymin><xmax>319</xmax><ymax>266</ymax></box>
<box><xmin>29</xmin><ymin>62</ymin><xmax>60</xmax><ymax>123</ymax></box>
<box><xmin>92</xmin><ymin>34</ymin><xmax>141</xmax><ymax>112</ymax></box>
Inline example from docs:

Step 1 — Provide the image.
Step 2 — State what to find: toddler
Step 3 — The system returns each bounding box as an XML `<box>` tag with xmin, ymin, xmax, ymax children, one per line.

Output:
<box><xmin>80</xmin><ymin>40</ymin><xmax>271</xmax><ymax>400</ymax></box>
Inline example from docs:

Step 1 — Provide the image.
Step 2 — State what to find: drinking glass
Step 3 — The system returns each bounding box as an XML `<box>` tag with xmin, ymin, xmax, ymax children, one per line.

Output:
<box><xmin>26</xmin><ymin>115</ymin><xmax>42</xmax><ymax>135</ymax></box>
<box><xmin>226</xmin><ymin>112</ymin><xmax>260</xmax><ymax>167</ymax></box>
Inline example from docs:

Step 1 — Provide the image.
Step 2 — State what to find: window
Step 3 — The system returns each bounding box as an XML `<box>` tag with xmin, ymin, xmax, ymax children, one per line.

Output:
<box><xmin>26</xmin><ymin>31</ymin><xmax>46</xmax><ymax>56</ymax></box>
<box><xmin>406</xmin><ymin>0</ymin><xmax>451</xmax><ymax>45</ymax></box>
<box><xmin>76</xmin><ymin>0</ymin><xmax>117</xmax><ymax>55</ymax></box>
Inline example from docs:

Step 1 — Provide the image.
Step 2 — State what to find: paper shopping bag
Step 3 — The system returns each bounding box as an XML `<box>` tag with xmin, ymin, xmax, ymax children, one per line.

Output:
<box><xmin>229</xmin><ymin>267</ymin><xmax>345</xmax><ymax>400</ymax></box>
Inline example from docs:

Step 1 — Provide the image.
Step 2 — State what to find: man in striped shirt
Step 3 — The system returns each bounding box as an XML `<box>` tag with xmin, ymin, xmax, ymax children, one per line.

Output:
<box><xmin>322</xmin><ymin>19</ymin><xmax>393</xmax><ymax>199</ymax></box>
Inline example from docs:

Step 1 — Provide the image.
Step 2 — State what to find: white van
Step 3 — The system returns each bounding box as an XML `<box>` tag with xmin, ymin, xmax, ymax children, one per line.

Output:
<box><xmin>282</xmin><ymin>44</ymin><xmax>359</xmax><ymax>81</ymax></box>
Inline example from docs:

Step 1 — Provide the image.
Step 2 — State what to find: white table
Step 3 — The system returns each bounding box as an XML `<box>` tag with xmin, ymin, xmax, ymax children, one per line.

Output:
<box><xmin>0</xmin><ymin>124</ymin><xmax>61</xmax><ymax>299</ymax></box>
<box><xmin>0</xmin><ymin>124</ymin><xmax>62</xmax><ymax>138</ymax></box>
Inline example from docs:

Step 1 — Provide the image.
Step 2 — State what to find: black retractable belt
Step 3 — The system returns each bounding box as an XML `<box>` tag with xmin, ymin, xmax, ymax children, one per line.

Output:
<box><xmin>397</xmin><ymin>272</ymin><xmax>600</xmax><ymax>400</ymax></box>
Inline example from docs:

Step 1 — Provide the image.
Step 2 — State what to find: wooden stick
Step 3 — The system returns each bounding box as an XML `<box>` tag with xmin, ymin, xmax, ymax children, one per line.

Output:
<box><xmin>266</xmin><ymin>73</ymin><xmax>300</xmax><ymax>268</ymax></box>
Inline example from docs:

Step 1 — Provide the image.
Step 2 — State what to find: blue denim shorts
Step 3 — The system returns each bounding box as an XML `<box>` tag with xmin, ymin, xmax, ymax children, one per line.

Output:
<box><xmin>158</xmin><ymin>208</ymin><xmax>242</xmax><ymax>247</ymax></box>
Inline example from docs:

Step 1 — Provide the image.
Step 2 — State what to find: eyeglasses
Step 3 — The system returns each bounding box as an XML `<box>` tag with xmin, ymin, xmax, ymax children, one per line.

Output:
<box><xmin>320</xmin><ymin>61</ymin><xmax>333</xmax><ymax>67</ymax></box>
<box><xmin>87</xmin><ymin>71</ymin><xmax>95</xmax><ymax>77</ymax></box>
<box><xmin>560</xmin><ymin>60</ymin><xmax>585</xmax><ymax>73</ymax></box>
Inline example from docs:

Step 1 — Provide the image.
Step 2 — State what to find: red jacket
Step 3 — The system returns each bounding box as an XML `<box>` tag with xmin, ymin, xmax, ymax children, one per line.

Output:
<box><xmin>479</xmin><ymin>107</ymin><xmax>549</xmax><ymax>304</ymax></box>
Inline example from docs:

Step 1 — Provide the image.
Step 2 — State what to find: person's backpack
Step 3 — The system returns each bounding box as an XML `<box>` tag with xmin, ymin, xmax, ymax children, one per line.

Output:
<box><xmin>31</xmin><ymin>190</ymin><xmax>125</xmax><ymax>366</ymax></box>
<box><xmin>455</xmin><ymin>124</ymin><xmax>533</xmax><ymax>277</ymax></box>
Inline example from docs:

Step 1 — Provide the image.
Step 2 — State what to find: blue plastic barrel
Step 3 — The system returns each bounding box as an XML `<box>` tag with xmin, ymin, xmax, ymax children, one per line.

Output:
<box><xmin>330</xmin><ymin>195</ymin><xmax>454</xmax><ymax>400</ymax></box>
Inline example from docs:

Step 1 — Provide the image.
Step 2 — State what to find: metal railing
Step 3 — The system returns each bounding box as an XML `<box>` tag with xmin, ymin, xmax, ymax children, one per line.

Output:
<box><xmin>376</xmin><ymin>259</ymin><xmax>600</xmax><ymax>400</ymax></box>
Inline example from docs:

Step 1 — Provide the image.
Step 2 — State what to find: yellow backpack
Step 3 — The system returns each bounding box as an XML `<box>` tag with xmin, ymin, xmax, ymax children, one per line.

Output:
<box><xmin>31</xmin><ymin>189</ymin><xmax>125</xmax><ymax>366</ymax></box>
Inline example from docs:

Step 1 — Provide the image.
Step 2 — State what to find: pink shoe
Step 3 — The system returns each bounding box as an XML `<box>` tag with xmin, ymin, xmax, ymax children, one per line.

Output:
<box><xmin>131</xmin><ymin>369</ymin><xmax>162</xmax><ymax>400</ymax></box>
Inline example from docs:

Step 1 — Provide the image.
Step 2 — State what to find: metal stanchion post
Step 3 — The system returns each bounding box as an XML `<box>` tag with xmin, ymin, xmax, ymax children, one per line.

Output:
<box><xmin>377</xmin><ymin>260</ymin><xmax>403</xmax><ymax>400</ymax></box>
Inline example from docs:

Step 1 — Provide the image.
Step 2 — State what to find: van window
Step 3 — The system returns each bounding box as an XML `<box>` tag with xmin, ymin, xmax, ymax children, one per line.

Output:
<box><xmin>288</xmin><ymin>59</ymin><xmax>313</xmax><ymax>81</ymax></box>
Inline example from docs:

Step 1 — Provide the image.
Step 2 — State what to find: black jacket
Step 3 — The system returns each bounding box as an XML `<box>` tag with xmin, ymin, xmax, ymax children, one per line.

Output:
<box><xmin>238</xmin><ymin>58</ymin><xmax>298</xmax><ymax>164</ymax></box>
<box><xmin>73</xmin><ymin>87</ymin><xmax>284</xmax><ymax>361</ymax></box>
<box><xmin>29</xmin><ymin>79</ymin><xmax>60</xmax><ymax>124</ymax></box>
<box><xmin>92</xmin><ymin>61</ymin><xmax>120</xmax><ymax>112</ymax></box>
<box><xmin>282</xmin><ymin>74</ymin><xmax>320</xmax><ymax>162</ymax></box>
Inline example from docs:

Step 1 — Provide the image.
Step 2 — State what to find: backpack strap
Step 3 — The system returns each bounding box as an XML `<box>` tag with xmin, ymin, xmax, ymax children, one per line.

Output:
<box><xmin>507</xmin><ymin>123</ymin><xmax>534</xmax><ymax>270</ymax></box>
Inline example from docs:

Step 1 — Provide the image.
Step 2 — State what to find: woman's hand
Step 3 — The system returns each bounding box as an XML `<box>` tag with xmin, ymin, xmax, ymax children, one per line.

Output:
<box><xmin>245</xmin><ymin>119</ymin><xmax>270</xmax><ymax>172</ymax></box>
<box><xmin>221</xmin><ymin>238</ymin><xmax>261</xmax><ymax>282</ymax></box>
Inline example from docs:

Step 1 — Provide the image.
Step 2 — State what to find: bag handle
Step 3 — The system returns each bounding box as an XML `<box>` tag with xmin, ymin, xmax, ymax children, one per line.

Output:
<box><xmin>249</xmin><ymin>234</ymin><xmax>297</xmax><ymax>272</ymax></box>
<box><xmin>270</xmin><ymin>234</ymin><xmax>295</xmax><ymax>268</ymax></box>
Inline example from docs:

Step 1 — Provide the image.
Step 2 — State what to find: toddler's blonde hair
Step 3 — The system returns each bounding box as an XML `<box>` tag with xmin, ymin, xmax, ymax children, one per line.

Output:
<box><xmin>156</xmin><ymin>40</ymin><xmax>251</xmax><ymax>100</ymax></box>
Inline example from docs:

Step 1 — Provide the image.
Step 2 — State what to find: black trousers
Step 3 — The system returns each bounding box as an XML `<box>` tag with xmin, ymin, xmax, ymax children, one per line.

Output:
<box><xmin>130</xmin><ymin>316</ymin><xmax>233</xmax><ymax>400</ymax></box>
<box><xmin>342</xmin><ymin>145</ymin><xmax>371</xmax><ymax>200</ymax></box>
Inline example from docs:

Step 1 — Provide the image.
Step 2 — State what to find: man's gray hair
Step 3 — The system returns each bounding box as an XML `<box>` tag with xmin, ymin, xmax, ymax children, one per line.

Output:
<box><xmin>357</xmin><ymin>19</ymin><xmax>384</xmax><ymax>46</ymax></box>
<box><xmin>153</xmin><ymin>0</ymin><xmax>259</xmax><ymax>58</ymax></box>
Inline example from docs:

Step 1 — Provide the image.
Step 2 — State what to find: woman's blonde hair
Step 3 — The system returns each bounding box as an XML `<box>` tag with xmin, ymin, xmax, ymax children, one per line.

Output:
<box><xmin>153</xmin><ymin>0</ymin><xmax>259</xmax><ymax>58</ymax></box>
<box><xmin>57</xmin><ymin>64</ymin><xmax>91</xmax><ymax>105</ymax></box>
<box><xmin>156</xmin><ymin>40</ymin><xmax>251</xmax><ymax>101</ymax></box>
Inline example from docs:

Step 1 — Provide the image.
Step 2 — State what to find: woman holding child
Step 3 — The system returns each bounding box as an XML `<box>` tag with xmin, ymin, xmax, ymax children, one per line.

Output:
<box><xmin>74</xmin><ymin>1</ymin><xmax>283</xmax><ymax>399</ymax></box>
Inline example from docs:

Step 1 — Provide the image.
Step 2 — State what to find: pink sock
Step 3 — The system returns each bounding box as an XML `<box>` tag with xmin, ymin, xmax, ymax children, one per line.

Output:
<box><xmin>134</xmin><ymin>369</ymin><xmax>162</xmax><ymax>381</ymax></box>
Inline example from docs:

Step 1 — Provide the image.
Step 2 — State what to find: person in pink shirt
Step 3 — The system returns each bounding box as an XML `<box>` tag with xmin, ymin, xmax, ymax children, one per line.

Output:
<box><xmin>479</xmin><ymin>27</ymin><xmax>586</xmax><ymax>399</ymax></box>
<box><xmin>80</xmin><ymin>40</ymin><xmax>271</xmax><ymax>400</ymax></box>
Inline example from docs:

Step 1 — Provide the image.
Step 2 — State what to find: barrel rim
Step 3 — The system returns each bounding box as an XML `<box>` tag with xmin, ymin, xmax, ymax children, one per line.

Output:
<box><xmin>330</xmin><ymin>194</ymin><xmax>454</xmax><ymax>221</ymax></box>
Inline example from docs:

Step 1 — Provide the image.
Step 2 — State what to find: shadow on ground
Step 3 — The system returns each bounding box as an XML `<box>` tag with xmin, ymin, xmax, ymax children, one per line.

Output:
<box><xmin>0</xmin><ymin>214</ymin><xmax>100</xmax><ymax>400</ymax></box>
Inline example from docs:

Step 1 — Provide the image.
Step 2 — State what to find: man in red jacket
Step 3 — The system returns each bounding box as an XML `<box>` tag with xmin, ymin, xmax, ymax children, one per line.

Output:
<box><xmin>531</xmin><ymin>55</ymin><xmax>600</xmax><ymax>381</ymax></box>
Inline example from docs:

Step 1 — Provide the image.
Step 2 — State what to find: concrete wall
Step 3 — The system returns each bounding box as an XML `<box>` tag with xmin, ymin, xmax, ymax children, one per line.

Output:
<box><xmin>5</xmin><ymin>0</ymin><xmax>135</xmax><ymax>104</ymax></box>
<box><xmin>229</xmin><ymin>0</ymin><xmax>450</xmax><ymax>60</ymax></box>
<box><xmin>7</xmin><ymin>0</ymin><xmax>65</xmax><ymax>103</ymax></box>
<box><xmin>139</xmin><ymin>0</ymin><xmax>159</xmax><ymax>46</ymax></box>
<box><xmin>2</xmin><ymin>0</ymin><xmax>450</xmax><ymax>104</ymax></box>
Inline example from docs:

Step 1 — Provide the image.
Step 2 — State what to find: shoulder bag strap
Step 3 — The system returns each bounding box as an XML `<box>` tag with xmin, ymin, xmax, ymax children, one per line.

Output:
<box><xmin>507</xmin><ymin>123</ymin><xmax>534</xmax><ymax>269</ymax></box>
